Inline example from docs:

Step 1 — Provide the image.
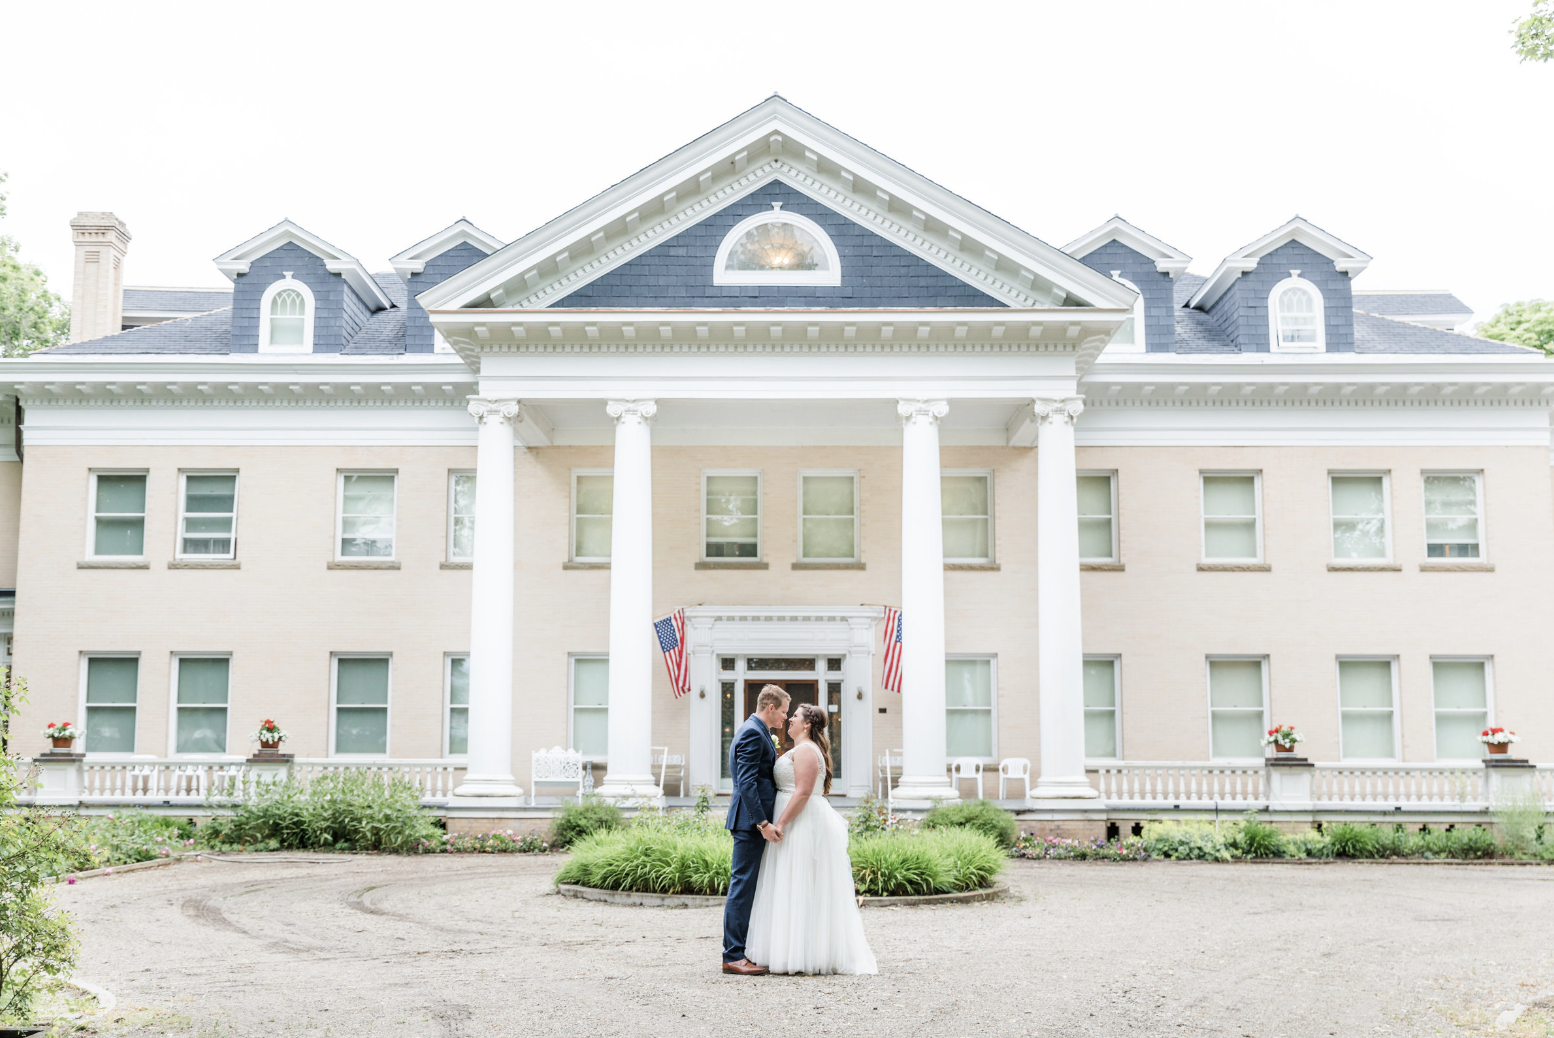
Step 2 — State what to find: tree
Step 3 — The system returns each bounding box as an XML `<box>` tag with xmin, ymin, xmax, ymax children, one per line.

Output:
<box><xmin>0</xmin><ymin>172</ymin><xmax>71</xmax><ymax>358</ymax></box>
<box><xmin>1477</xmin><ymin>300</ymin><xmax>1554</xmax><ymax>355</ymax></box>
<box><xmin>1513</xmin><ymin>0</ymin><xmax>1554</xmax><ymax>62</ymax></box>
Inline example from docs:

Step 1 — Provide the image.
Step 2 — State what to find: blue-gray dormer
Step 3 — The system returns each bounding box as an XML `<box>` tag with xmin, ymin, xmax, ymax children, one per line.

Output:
<box><xmin>1063</xmin><ymin>217</ymin><xmax>1192</xmax><ymax>353</ymax></box>
<box><xmin>393</xmin><ymin>220</ymin><xmax>505</xmax><ymax>353</ymax></box>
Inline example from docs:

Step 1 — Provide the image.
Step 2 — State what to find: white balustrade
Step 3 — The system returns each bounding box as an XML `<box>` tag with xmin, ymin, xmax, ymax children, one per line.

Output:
<box><xmin>52</xmin><ymin>758</ymin><xmax>465</xmax><ymax>805</ymax></box>
<box><xmin>1091</xmin><ymin>762</ymin><xmax>1267</xmax><ymax>804</ymax></box>
<box><xmin>1539</xmin><ymin>766</ymin><xmax>1554</xmax><ymax>804</ymax></box>
<box><xmin>1311</xmin><ymin>764</ymin><xmax>1484</xmax><ymax>805</ymax></box>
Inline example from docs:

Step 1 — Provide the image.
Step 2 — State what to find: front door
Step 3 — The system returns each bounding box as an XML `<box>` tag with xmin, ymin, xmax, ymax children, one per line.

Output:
<box><xmin>745</xmin><ymin>679</ymin><xmax>817</xmax><ymax>750</ymax></box>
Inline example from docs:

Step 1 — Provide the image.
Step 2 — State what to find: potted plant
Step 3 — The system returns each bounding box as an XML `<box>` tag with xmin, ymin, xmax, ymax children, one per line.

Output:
<box><xmin>1262</xmin><ymin>724</ymin><xmax>1304</xmax><ymax>755</ymax></box>
<box><xmin>1479</xmin><ymin>727</ymin><xmax>1518</xmax><ymax>756</ymax></box>
<box><xmin>43</xmin><ymin>721</ymin><xmax>79</xmax><ymax>750</ymax></box>
<box><xmin>250</xmin><ymin>718</ymin><xmax>290</xmax><ymax>752</ymax></box>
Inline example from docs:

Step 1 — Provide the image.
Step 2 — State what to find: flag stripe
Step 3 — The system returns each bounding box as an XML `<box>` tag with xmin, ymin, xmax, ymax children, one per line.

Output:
<box><xmin>654</xmin><ymin>608</ymin><xmax>692</xmax><ymax>699</ymax></box>
<box><xmin>881</xmin><ymin>606</ymin><xmax>903</xmax><ymax>693</ymax></box>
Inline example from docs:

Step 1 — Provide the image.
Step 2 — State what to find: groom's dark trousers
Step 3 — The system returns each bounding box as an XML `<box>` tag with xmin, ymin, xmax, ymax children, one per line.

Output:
<box><xmin>723</xmin><ymin>713</ymin><xmax>777</xmax><ymax>964</ymax></box>
<box><xmin>723</xmin><ymin>829</ymin><xmax>765</xmax><ymax>964</ymax></box>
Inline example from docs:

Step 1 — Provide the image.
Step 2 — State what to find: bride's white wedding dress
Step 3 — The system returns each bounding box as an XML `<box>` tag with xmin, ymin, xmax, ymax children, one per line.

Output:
<box><xmin>745</xmin><ymin>742</ymin><xmax>878</xmax><ymax>975</ymax></box>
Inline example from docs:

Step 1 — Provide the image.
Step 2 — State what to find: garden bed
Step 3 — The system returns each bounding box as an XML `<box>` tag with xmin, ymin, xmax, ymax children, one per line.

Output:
<box><xmin>554</xmin><ymin>880</ymin><xmax>1010</xmax><ymax>908</ymax></box>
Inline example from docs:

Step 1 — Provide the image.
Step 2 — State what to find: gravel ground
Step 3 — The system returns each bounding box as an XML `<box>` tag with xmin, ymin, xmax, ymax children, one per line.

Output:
<box><xmin>52</xmin><ymin>854</ymin><xmax>1554</xmax><ymax>1038</ymax></box>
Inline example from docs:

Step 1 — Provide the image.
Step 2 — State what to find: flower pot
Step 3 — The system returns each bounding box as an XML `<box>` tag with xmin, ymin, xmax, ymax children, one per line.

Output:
<box><xmin>1274</xmin><ymin>743</ymin><xmax>1295</xmax><ymax>754</ymax></box>
<box><xmin>1487</xmin><ymin>742</ymin><xmax>1509</xmax><ymax>755</ymax></box>
<box><xmin>259</xmin><ymin>740</ymin><xmax>281</xmax><ymax>751</ymax></box>
<box><xmin>51</xmin><ymin>737</ymin><xmax>75</xmax><ymax>750</ymax></box>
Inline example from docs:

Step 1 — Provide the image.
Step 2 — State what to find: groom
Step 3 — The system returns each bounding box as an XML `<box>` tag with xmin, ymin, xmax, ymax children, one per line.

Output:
<box><xmin>721</xmin><ymin>684</ymin><xmax>789</xmax><ymax>975</ymax></box>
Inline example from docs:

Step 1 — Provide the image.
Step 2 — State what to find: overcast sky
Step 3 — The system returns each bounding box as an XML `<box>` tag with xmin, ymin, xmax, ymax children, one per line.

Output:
<box><xmin>3</xmin><ymin>1</ymin><xmax>1549</xmax><ymax>323</ymax></box>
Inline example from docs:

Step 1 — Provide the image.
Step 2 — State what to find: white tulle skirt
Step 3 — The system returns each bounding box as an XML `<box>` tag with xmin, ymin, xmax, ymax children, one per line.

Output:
<box><xmin>745</xmin><ymin>791</ymin><xmax>878</xmax><ymax>975</ymax></box>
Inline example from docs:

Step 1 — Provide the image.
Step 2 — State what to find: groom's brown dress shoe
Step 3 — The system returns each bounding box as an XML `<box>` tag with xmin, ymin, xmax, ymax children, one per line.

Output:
<box><xmin>722</xmin><ymin>959</ymin><xmax>769</xmax><ymax>975</ymax></box>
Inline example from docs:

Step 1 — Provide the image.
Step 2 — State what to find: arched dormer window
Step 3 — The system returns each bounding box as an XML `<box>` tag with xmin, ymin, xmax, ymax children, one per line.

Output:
<box><xmin>712</xmin><ymin>206</ymin><xmax>841</xmax><ymax>286</ymax></box>
<box><xmin>258</xmin><ymin>273</ymin><xmax>315</xmax><ymax>353</ymax></box>
<box><xmin>1269</xmin><ymin>273</ymin><xmax>1324</xmax><ymax>352</ymax></box>
<box><xmin>1106</xmin><ymin>272</ymin><xmax>1146</xmax><ymax>353</ymax></box>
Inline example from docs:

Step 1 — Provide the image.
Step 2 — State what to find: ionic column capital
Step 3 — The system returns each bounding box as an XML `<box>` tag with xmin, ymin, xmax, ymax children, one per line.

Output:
<box><xmin>468</xmin><ymin>397</ymin><xmax>522</xmax><ymax>423</ymax></box>
<box><xmin>1032</xmin><ymin>395</ymin><xmax>1085</xmax><ymax>426</ymax></box>
<box><xmin>896</xmin><ymin>398</ymin><xmax>949</xmax><ymax>425</ymax></box>
<box><xmin>606</xmin><ymin>399</ymin><xmax>658</xmax><ymax>423</ymax></box>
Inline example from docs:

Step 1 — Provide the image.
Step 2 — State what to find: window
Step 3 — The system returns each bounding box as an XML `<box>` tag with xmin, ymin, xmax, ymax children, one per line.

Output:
<box><xmin>177</xmin><ymin>472</ymin><xmax>237</xmax><ymax>558</ymax></box>
<box><xmin>1083</xmin><ymin>657</ymin><xmax>1120</xmax><ymax>758</ymax></box>
<box><xmin>942</xmin><ymin>471</ymin><xmax>992</xmax><ymax>563</ymax></box>
<box><xmin>1077</xmin><ymin>472</ymin><xmax>1118</xmax><ymax>562</ymax></box>
<box><xmin>571</xmin><ymin>470</ymin><xmax>613</xmax><ymax>562</ymax></box>
<box><xmin>90</xmin><ymin>472</ymin><xmax>147</xmax><ymax>558</ymax></box>
<box><xmin>448</xmin><ymin>472</ymin><xmax>476</xmax><ymax>561</ymax></box>
<box><xmin>570</xmin><ymin>656</ymin><xmax>609</xmax><ymax>757</ymax></box>
<box><xmin>1269</xmin><ymin>274</ymin><xmax>1324</xmax><ymax>352</ymax></box>
<box><xmin>799</xmin><ymin>471</ymin><xmax>859</xmax><ymax>562</ymax></box>
<box><xmin>1432</xmin><ymin>659</ymin><xmax>1491</xmax><ymax>760</ymax></box>
<box><xmin>703</xmin><ymin>471</ymin><xmax>761</xmax><ymax>560</ymax></box>
<box><xmin>712</xmin><ymin>209</ymin><xmax>841</xmax><ymax>286</ymax></box>
<box><xmin>173</xmin><ymin>656</ymin><xmax>230</xmax><ymax>754</ymax></box>
<box><xmin>333</xmin><ymin>656</ymin><xmax>390</xmax><ymax>755</ymax></box>
<box><xmin>945</xmin><ymin>657</ymin><xmax>994</xmax><ymax>759</ymax></box>
<box><xmin>1106</xmin><ymin>274</ymin><xmax>1146</xmax><ymax>353</ymax></box>
<box><xmin>1330</xmin><ymin>474</ymin><xmax>1390</xmax><ymax>560</ymax></box>
<box><xmin>83</xmin><ymin>655</ymin><xmax>138</xmax><ymax>753</ymax></box>
<box><xmin>337</xmin><ymin>473</ymin><xmax>396</xmax><ymax>558</ymax></box>
<box><xmin>1423</xmin><ymin>473</ymin><xmax>1482</xmax><ymax>558</ymax></box>
<box><xmin>258</xmin><ymin>275</ymin><xmax>314</xmax><ymax>353</ymax></box>
<box><xmin>1201</xmin><ymin>473</ymin><xmax>1261</xmax><ymax>561</ymax></box>
<box><xmin>445</xmin><ymin>655</ymin><xmax>469</xmax><ymax>756</ymax></box>
<box><xmin>1337</xmin><ymin>658</ymin><xmax>1397</xmax><ymax>760</ymax></box>
<box><xmin>1208</xmin><ymin>658</ymin><xmax>1266</xmax><ymax>759</ymax></box>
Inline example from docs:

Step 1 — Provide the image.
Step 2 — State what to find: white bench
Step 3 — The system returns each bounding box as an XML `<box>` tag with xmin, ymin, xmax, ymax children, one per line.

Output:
<box><xmin>530</xmin><ymin>746</ymin><xmax>586</xmax><ymax>805</ymax></box>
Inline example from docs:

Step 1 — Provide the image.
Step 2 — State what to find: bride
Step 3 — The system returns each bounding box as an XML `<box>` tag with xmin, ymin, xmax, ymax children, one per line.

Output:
<box><xmin>745</xmin><ymin>703</ymin><xmax>877</xmax><ymax>975</ymax></box>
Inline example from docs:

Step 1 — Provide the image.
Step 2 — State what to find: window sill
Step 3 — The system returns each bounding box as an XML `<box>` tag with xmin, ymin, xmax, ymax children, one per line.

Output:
<box><xmin>169</xmin><ymin>560</ymin><xmax>240</xmax><ymax>570</ymax></box>
<box><xmin>1197</xmin><ymin>562</ymin><xmax>1270</xmax><ymax>572</ymax></box>
<box><xmin>696</xmin><ymin>561</ymin><xmax>770</xmax><ymax>570</ymax></box>
<box><xmin>791</xmin><ymin>562</ymin><xmax>866</xmax><ymax>570</ymax></box>
<box><xmin>1419</xmin><ymin>560</ymin><xmax>1494</xmax><ymax>572</ymax></box>
<box><xmin>1327</xmin><ymin>562</ymin><xmax>1401</xmax><ymax>572</ymax></box>
<box><xmin>945</xmin><ymin>562</ymin><xmax>1000</xmax><ymax>571</ymax></box>
<box><xmin>327</xmin><ymin>560</ymin><xmax>401</xmax><ymax>570</ymax></box>
<box><xmin>563</xmin><ymin>561</ymin><xmax>610</xmax><ymax>570</ymax></box>
<box><xmin>78</xmin><ymin>560</ymin><xmax>149</xmax><ymax>569</ymax></box>
<box><xmin>1080</xmin><ymin>562</ymin><xmax>1125</xmax><ymax>571</ymax></box>
<box><xmin>440</xmin><ymin>561</ymin><xmax>473</xmax><ymax>570</ymax></box>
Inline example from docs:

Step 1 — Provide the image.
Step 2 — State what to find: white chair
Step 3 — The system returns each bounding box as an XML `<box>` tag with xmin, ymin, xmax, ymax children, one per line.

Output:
<box><xmin>998</xmin><ymin>757</ymin><xmax>1032</xmax><ymax>800</ymax></box>
<box><xmin>652</xmin><ymin>746</ymin><xmax>686</xmax><ymax>797</ymax></box>
<box><xmin>529</xmin><ymin>746</ymin><xmax>586</xmax><ymax>805</ymax></box>
<box><xmin>877</xmin><ymin>749</ymin><xmax>903</xmax><ymax>800</ymax></box>
<box><xmin>949</xmin><ymin>757</ymin><xmax>985</xmax><ymax>799</ymax></box>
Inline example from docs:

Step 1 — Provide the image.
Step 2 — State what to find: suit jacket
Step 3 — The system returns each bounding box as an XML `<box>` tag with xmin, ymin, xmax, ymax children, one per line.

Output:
<box><xmin>725</xmin><ymin>713</ymin><xmax>778</xmax><ymax>834</ymax></box>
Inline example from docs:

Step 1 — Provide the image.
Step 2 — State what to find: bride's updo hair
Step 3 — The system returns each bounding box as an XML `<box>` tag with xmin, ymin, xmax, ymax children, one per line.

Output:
<box><xmin>796</xmin><ymin>703</ymin><xmax>833</xmax><ymax>795</ymax></box>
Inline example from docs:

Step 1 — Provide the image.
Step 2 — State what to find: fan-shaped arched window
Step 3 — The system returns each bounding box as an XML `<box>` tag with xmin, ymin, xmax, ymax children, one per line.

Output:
<box><xmin>713</xmin><ymin>207</ymin><xmax>841</xmax><ymax>286</ymax></box>
<box><xmin>258</xmin><ymin>273</ymin><xmax>315</xmax><ymax>353</ymax></box>
<box><xmin>1269</xmin><ymin>274</ymin><xmax>1324</xmax><ymax>352</ymax></box>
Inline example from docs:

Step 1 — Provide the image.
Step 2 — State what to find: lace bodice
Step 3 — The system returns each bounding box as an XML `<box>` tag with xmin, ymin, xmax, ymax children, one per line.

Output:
<box><xmin>773</xmin><ymin>742</ymin><xmax>823</xmax><ymax>793</ymax></box>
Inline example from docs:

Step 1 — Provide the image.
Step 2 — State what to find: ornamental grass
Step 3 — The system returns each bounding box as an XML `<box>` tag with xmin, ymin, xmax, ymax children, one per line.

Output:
<box><xmin>554</xmin><ymin>829</ymin><xmax>734</xmax><ymax>896</ymax></box>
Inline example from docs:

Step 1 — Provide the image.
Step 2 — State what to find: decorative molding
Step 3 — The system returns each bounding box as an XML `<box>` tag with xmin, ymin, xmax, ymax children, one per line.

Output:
<box><xmin>606</xmin><ymin>399</ymin><xmax>658</xmax><ymax>423</ymax></box>
<box><xmin>468</xmin><ymin>398</ymin><xmax>521</xmax><ymax>423</ymax></box>
<box><xmin>456</xmin><ymin>338</ymin><xmax>1091</xmax><ymax>356</ymax></box>
<box><xmin>896</xmin><ymin>399</ymin><xmax>949</xmax><ymax>424</ymax></box>
<box><xmin>1033</xmin><ymin>395</ymin><xmax>1085</xmax><ymax>426</ymax></box>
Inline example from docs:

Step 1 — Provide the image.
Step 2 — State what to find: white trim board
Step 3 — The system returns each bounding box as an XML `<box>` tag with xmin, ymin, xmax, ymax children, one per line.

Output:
<box><xmin>1074</xmin><ymin>404</ymin><xmax>1550</xmax><ymax>447</ymax></box>
<box><xmin>22</xmin><ymin>404</ymin><xmax>479</xmax><ymax>447</ymax></box>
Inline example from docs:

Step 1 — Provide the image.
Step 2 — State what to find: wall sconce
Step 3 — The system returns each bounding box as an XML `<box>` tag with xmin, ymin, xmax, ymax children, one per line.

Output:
<box><xmin>698</xmin><ymin>686</ymin><xmax>706</xmax><ymax>699</ymax></box>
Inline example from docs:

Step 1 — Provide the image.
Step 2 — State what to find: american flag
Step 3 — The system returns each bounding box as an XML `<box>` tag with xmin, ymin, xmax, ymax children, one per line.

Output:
<box><xmin>881</xmin><ymin>607</ymin><xmax>903</xmax><ymax>693</ymax></box>
<box><xmin>653</xmin><ymin>609</ymin><xmax>691</xmax><ymax>699</ymax></box>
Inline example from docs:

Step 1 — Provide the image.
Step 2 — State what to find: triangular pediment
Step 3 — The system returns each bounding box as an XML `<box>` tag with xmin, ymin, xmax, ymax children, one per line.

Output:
<box><xmin>213</xmin><ymin>219</ymin><xmax>392</xmax><ymax>310</ymax></box>
<box><xmin>1189</xmin><ymin>217</ymin><xmax>1372</xmax><ymax>310</ymax></box>
<box><xmin>417</xmin><ymin>97</ymin><xmax>1135</xmax><ymax>314</ymax></box>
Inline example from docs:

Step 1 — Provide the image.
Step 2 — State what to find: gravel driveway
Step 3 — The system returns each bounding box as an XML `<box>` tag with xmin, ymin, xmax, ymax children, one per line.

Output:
<box><xmin>54</xmin><ymin>854</ymin><xmax>1554</xmax><ymax>1037</ymax></box>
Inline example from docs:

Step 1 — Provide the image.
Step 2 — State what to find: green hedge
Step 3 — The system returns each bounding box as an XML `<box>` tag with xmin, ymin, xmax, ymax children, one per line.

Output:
<box><xmin>548</xmin><ymin>800</ymin><xmax>625</xmax><ymax>849</ymax></box>
<box><xmin>198</xmin><ymin>772</ymin><xmax>441</xmax><ymax>853</ymax></box>
<box><xmin>921</xmin><ymin>799</ymin><xmax>1019</xmax><ymax>848</ymax></box>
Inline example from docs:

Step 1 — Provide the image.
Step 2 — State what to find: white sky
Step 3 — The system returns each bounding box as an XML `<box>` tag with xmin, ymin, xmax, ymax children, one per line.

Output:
<box><xmin>2</xmin><ymin>1</ymin><xmax>1549</xmax><ymax>323</ymax></box>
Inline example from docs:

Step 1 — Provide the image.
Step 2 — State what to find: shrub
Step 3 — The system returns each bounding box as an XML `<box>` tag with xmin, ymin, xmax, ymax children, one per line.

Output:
<box><xmin>847</xmin><ymin>792</ymin><xmax>916</xmax><ymax>838</ymax></box>
<box><xmin>75</xmin><ymin>812</ymin><xmax>195</xmax><ymax>867</ymax></box>
<box><xmin>1284</xmin><ymin>829</ymin><xmax>1333</xmax><ymax>859</ymax></box>
<box><xmin>1012</xmin><ymin>834</ymin><xmax>1150</xmax><ymax>861</ymax></box>
<box><xmin>198</xmin><ymin>772</ymin><xmax>441</xmax><ymax>853</ymax></box>
<box><xmin>1228</xmin><ymin>814</ymin><xmax>1287</xmax><ymax>859</ymax></box>
<box><xmin>548</xmin><ymin>799</ymin><xmax>625</xmax><ymax>849</ymax></box>
<box><xmin>424</xmin><ymin>830</ymin><xmax>550</xmax><ymax>854</ymax></box>
<box><xmin>1325</xmin><ymin>822</ymin><xmax>1381</xmax><ymax>859</ymax></box>
<box><xmin>921</xmin><ymin>799</ymin><xmax>1018</xmax><ymax>848</ymax></box>
<box><xmin>1141</xmin><ymin>820</ymin><xmax>1233</xmax><ymax>861</ymax></box>
<box><xmin>554</xmin><ymin>829</ymin><xmax>732</xmax><ymax>896</ymax></box>
<box><xmin>1493</xmin><ymin>789</ymin><xmax>1549</xmax><ymax>859</ymax></box>
<box><xmin>632</xmin><ymin>804</ymin><xmax>723</xmax><ymax>836</ymax></box>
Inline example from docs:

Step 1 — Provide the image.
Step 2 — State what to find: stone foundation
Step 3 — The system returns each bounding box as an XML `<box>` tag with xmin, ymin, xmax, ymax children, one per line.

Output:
<box><xmin>440</xmin><ymin>815</ymin><xmax>552</xmax><ymax>838</ymax></box>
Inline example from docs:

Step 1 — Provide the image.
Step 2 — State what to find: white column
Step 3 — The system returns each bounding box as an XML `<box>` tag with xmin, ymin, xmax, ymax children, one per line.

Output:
<box><xmin>595</xmin><ymin>400</ymin><xmax>663</xmax><ymax>801</ymax></box>
<box><xmin>452</xmin><ymin>398</ymin><xmax>524</xmax><ymax>801</ymax></box>
<box><xmin>843</xmin><ymin>616</ymin><xmax>876</xmax><ymax>798</ymax></box>
<box><xmin>1032</xmin><ymin>395</ymin><xmax>1099</xmax><ymax>799</ymax></box>
<box><xmin>893</xmin><ymin>399</ymin><xmax>959</xmax><ymax>805</ymax></box>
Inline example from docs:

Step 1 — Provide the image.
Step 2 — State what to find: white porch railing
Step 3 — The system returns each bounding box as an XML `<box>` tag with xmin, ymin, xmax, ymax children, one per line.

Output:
<box><xmin>24</xmin><ymin>757</ymin><xmax>466</xmax><ymax>806</ymax></box>
<box><xmin>289</xmin><ymin>759</ymin><xmax>464</xmax><ymax>801</ymax></box>
<box><xmin>1090</xmin><ymin>762</ymin><xmax>1267</xmax><ymax>804</ymax></box>
<box><xmin>1311</xmin><ymin>763</ymin><xmax>1484</xmax><ymax>805</ymax></box>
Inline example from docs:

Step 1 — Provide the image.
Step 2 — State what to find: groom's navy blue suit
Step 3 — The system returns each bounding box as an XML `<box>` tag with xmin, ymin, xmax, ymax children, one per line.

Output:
<box><xmin>723</xmin><ymin>712</ymin><xmax>778</xmax><ymax>964</ymax></box>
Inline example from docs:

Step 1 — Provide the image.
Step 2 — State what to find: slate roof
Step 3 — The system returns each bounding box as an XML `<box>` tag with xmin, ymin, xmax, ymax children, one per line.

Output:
<box><xmin>46</xmin><ymin>308</ymin><xmax>235</xmax><ymax>354</ymax></box>
<box><xmin>1172</xmin><ymin>274</ymin><xmax>1236</xmax><ymax>353</ymax></box>
<box><xmin>123</xmin><ymin>287</ymin><xmax>234</xmax><ymax>313</ymax></box>
<box><xmin>1353</xmin><ymin>311</ymin><xmax>1530</xmax><ymax>354</ymax></box>
<box><xmin>341</xmin><ymin>306</ymin><xmax>407</xmax><ymax>354</ymax></box>
<box><xmin>1352</xmin><ymin>292</ymin><xmax>1470</xmax><ymax>318</ymax></box>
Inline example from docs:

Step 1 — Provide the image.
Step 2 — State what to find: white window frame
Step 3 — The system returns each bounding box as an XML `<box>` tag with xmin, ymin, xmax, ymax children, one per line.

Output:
<box><xmin>570</xmin><ymin>468</ymin><xmax>613</xmax><ymax>563</ymax></box>
<box><xmin>712</xmin><ymin>209</ymin><xmax>842</xmax><ymax>287</ymax></box>
<box><xmin>1335</xmin><ymin>656</ymin><xmax>1400</xmax><ymax>762</ymax></box>
<box><xmin>1421</xmin><ymin>471</ymin><xmax>1486</xmax><ymax>561</ymax></box>
<box><xmin>168</xmin><ymin>653</ymin><xmax>235</xmax><ymax>758</ymax></box>
<box><xmin>78</xmin><ymin>652</ymin><xmax>140</xmax><ymax>756</ymax></box>
<box><xmin>1106</xmin><ymin>273</ymin><xmax>1146</xmax><ymax>353</ymax></box>
<box><xmin>941</xmin><ymin>468</ymin><xmax>994</xmax><ymax>564</ymax></box>
<box><xmin>336</xmin><ymin>470</ymin><xmax>398</xmax><ymax>561</ymax></box>
<box><xmin>447</xmin><ymin>470</ymin><xmax>476</xmax><ymax>562</ymax></box>
<box><xmin>86</xmin><ymin>469</ymin><xmax>149</xmax><ymax>561</ymax></box>
<box><xmin>1329</xmin><ymin>471</ymin><xmax>1392</xmax><ymax>563</ymax></box>
<box><xmin>1200</xmin><ymin>471</ymin><xmax>1263</xmax><ymax>563</ymax></box>
<box><xmin>1205</xmin><ymin>655</ymin><xmax>1270</xmax><ymax>762</ymax></box>
<box><xmin>569</xmin><ymin>653</ymin><xmax>610</xmax><ymax>761</ymax></box>
<box><xmin>944</xmin><ymin>654</ymin><xmax>997</xmax><ymax>763</ymax></box>
<box><xmin>329</xmin><ymin>653</ymin><xmax>392</xmax><ymax>758</ymax></box>
<box><xmin>1430</xmin><ymin>656</ymin><xmax>1495</xmax><ymax>762</ymax></box>
<box><xmin>175</xmin><ymin>470</ymin><xmax>239</xmax><ymax>560</ymax></box>
<box><xmin>1083</xmin><ymin>654</ymin><xmax>1122</xmax><ymax>761</ymax></box>
<box><xmin>258</xmin><ymin>274</ymin><xmax>315</xmax><ymax>354</ymax></box>
<box><xmin>797</xmin><ymin>469</ymin><xmax>861</xmax><ymax>563</ymax></box>
<box><xmin>1077</xmin><ymin>470</ymin><xmax>1119</xmax><ymax>564</ymax></box>
<box><xmin>700</xmin><ymin>469</ymin><xmax>763</xmax><ymax>562</ymax></box>
<box><xmin>1268</xmin><ymin>273</ymin><xmax>1325</xmax><ymax>353</ymax></box>
<box><xmin>443</xmin><ymin>653</ymin><xmax>469</xmax><ymax>758</ymax></box>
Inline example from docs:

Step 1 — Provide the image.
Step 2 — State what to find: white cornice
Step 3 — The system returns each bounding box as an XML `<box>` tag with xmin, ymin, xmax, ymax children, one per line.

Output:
<box><xmin>1063</xmin><ymin>217</ymin><xmax>1193</xmax><ymax>278</ymax></box>
<box><xmin>213</xmin><ymin>220</ymin><xmax>393</xmax><ymax>311</ymax></box>
<box><xmin>389</xmin><ymin>219</ymin><xmax>505</xmax><ymax>279</ymax></box>
<box><xmin>1189</xmin><ymin>217</ymin><xmax>1373</xmax><ymax>310</ymax></box>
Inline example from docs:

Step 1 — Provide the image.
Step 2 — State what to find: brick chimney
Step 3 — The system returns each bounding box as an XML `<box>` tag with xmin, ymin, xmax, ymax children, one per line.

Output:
<box><xmin>68</xmin><ymin>212</ymin><xmax>132</xmax><ymax>343</ymax></box>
